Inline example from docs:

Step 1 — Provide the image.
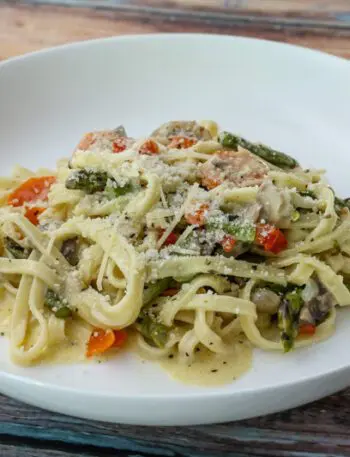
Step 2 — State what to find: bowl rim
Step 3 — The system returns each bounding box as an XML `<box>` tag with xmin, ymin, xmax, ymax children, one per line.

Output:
<box><xmin>1</xmin><ymin>32</ymin><xmax>350</xmax><ymax>404</ymax></box>
<box><xmin>1</xmin><ymin>32</ymin><xmax>349</xmax><ymax>71</ymax></box>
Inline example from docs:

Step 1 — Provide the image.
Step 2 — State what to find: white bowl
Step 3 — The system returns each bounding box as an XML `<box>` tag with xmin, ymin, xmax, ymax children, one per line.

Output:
<box><xmin>1</xmin><ymin>34</ymin><xmax>350</xmax><ymax>426</ymax></box>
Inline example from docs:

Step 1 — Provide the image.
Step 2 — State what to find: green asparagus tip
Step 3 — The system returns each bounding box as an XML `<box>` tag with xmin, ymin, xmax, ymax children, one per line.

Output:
<box><xmin>65</xmin><ymin>169</ymin><xmax>108</xmax><ymax>194</ymax></box>
<box><xmin>219</xmin><ymin>131</ymin><xmax>299</xmax><ymax>170</ymax></box>
<box><xmin>55</xmin><ymin>306</ymin><xmax>72</xmax><ymax>319</ymax></box>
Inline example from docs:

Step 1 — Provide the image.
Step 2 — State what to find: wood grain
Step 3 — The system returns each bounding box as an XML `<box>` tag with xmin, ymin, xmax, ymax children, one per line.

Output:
<box><xmin>2</xmin><ymin>391</ymin><xmax>350</xmax><ymax>456</ymax></box>
<box><xmin>1</xmin><ymin>4</ymin><xmax>350</xmax><ymax>61</ymax></box>
<box><xmin>0</xmin><ymin>442</ymin><xmax>117</xmax><ymax>457</ymax></box>
<box><xmin>108</xmin><ymin>0</ymin><xmax>350</xmax><ymax>21</ymax></box>
<box><xmin>7</xmin><ymin>0</ymin><xmax>350</xmax><ymax>18</ymax></box>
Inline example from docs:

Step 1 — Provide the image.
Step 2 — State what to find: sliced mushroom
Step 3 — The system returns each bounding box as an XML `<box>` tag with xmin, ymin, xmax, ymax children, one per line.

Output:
<box><xmin>300</xmin><ymin>279</ymin><xmax>334</xmax><ymax>325</ymax></box>
<box><xmin>252</xmin><ymin>287</ymin><xmax>281</xmax><ymax>314</ymax></box>
<box><xmin>113</xmin><ymin>125</ymin><xmax>127</xmax><ymax>137</ymax></box>
<box><xmin>257</xmin><ymin>180</ymin><xmax>293</xmax><ymax>225</ymax></box>
<box><xmin>61</xmin><ymin>237</ymin><xmax>79</xmax><ymax>266</ymax></box>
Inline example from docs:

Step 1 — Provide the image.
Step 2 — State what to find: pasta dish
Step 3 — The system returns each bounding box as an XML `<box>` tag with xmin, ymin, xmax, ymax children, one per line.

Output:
<box><xmin>0</xmin><ymin>120</ymin><xmax>349</xmax><ymax>385</ymax></box>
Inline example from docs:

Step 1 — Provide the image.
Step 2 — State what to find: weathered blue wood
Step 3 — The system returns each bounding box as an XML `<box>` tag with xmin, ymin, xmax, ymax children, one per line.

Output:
<box><xmin>335</xmin><ymin>13</ymin><xmax>350</xmax><ymax>22</ymax></box>
<box><xmin>0</xmin><ymin>444</ymin><xmax>98</xmax><ymax>457</ymax></box>
<box><xmin>1</xmin><ymin>423</ymin><xmax>174</xmax><ymax>456</ymax></box>
<box><xmin>2</xmin><ymin>391</ymin><xmax>350</xmax><ymax>456</ymax></box>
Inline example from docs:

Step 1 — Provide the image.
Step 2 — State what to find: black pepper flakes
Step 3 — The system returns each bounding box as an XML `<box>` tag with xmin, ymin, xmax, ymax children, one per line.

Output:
<box><xmin>168</xmin><ymin>354</ymin><xmax>174</xmax><ymax>359</ymax></box>
<box><xmin>211</xmin><ymin>369</ymin><xmax>218</xmax><ymax>373</ymax></box>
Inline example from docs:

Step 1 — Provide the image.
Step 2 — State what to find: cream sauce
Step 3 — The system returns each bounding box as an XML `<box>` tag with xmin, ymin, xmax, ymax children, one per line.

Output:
<box><xmin>0</xmin><ymin>290</ymin><xmax>91</xmax><ymax>365</ymax></box>
<box><xmin>0</xmin><ymin>292</ymin><xmax>252</xmax><ymax>386</ymax></box>
<box><xmin>160</xmin><ymin>340</ymin><xmax>252</xmax><ymax>387</ymax></box>
<box><xmin>37</xmin><ymin>319</ymin><xmax>91</xmax><ymax>365</ymax></box>
<box><xmin>0</xmin><ymin>290</ymin><xmax>14</xmax><ymax>336</ymax></box>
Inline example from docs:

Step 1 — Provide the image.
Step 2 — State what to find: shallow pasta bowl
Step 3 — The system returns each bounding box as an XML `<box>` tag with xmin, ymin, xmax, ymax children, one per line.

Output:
<box><xmin>1</xmin><ymin>34</ymin><xmax>350</xmax><ymax>425</ymax></box>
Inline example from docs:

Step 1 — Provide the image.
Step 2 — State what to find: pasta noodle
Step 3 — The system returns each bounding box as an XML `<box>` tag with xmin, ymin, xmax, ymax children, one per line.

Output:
<box><xmin>0</xmin><ymin>120</ymin><xmax>349</xmax><ymax>385</ymax></box>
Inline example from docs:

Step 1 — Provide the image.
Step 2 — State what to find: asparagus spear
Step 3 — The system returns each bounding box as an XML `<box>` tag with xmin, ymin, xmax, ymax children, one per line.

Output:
<box><xmin>265</xmin><ymin>283</ymin><xmax>287</xmax><ymax>295</ymax></box>
<box><xmin>54</xmin><ymin>306</ymin><xmax>73</xmax><ymax>319</ymax></box>
<box><xmin>219</xmin><ymin>131</ymin><xmax>299</xmax><ymax>170</ymax></box>
<box><xmin>138</xmin><ymin>315</ymin><xmax>169</xmax><ymax>348</ymax></box>
<box><xmin>104</xmin><ymin>181</ymin><xmax>133</xmax><ymax>199</ymax></box>
<box><xmin>139</xmin><ymin>279</ymin><xmax>174</xmax><ymax>347</ymax></box>
<box><xmin>278</xmin><ymin>288</ymin><xmax>303</xmax><ymax>352</ymax></box>
<box><xmin>45</xmin><ymin>289</ymin><xmax>72</xmax><ymax>319</ymax></box>
<box><xmin>207</xmin><ymin>218</ymin><xmax>256</xmax><ymax>242</ymax></box>
<box><xmin>223</xmin><ymin>222</ymin><xmax>256</xmax><ymax>242</ymax></box>
<box><xmin>334</xmin><ymin>196</ymin><xmax>350</xmax><ymax>212</ymax></box>
<box><xmin>4</xmin><ymin>237</ymin><xmax>31</xmax><ymax>259</ymax></box>
<box><xmin>65</xmin><ymin>169</ymin><xmax>108</xmax><ymax>194</ymax></box>
<box><xmin>143</xmin><ymin>278</ymin><xmax>172</xmax><ymax>306</ymax></box>
<box><xmin>299</xmin><ymin>190</ymin><xmax>316</xmax><ymax>199</ymax></box>
<box><xmin>66</xmin><ymin>168</ymin><xmax>133</xmax><ymax>199</ymax></box>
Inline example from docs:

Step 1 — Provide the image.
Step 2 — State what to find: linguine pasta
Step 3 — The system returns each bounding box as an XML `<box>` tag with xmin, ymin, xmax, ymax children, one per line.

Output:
<box><xmin>0</xmin><ymin>120</ymin><xmax>349</xmax><ymax>384</ymax></box>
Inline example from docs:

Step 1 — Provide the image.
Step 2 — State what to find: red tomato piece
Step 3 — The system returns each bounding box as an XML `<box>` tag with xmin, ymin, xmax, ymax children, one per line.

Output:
<box><xmin>8</xmin><ymin>176</ymin><xmax>56</xmax><ymax>207</ymax></box>
<box><xmin>164</xmin><ymin>231</ymin><xmax>178</xmax><ymax>246</ymax></box>
<box><xmin>185</xmin><ymin>203</ymin><xmax>209</xmax><ymax>226</ymax></box>
<box><xmin>86</xmin><ymin>329</ymin><xmax>115</xmax><ymax>358</ymax></box>
<box><xmin>299</xmin><ymin>324</ymin><xmax>316</xmax><ymax>336</ymax></box>
<box><xmin>86</xmin><ymin>328</ymin><xmax>128</xmax><ymax>357</ymax></box>
<box><xmin>139</xmin><ymin>139</ymin><xmax>159</xmax><ymax>155</ymax></box>
<box><xmin>112</xmin><ymin>137</ymin><xmax>127</xmax><ymax>153</ymax></box>
<box><xmin>255</xmin><ymin>224</ymin><xmax>288</xmax><ymax>254</ymax></box>
<box><xmin>221</xmin><ymin>235</ymin><xmax>236</xmax><ymax>253</ymax></box>
<box><xmin>112</xmin><ymin>329</ymin><xmax>128</xmax><ymax>348</ymax></box>
<box><xmin>158</xmin><ymin>229</ymin><xmax>178</xmax><ymax>246</ymax></box>
<box><xmin>168</xmin><ymin>136</ymin><xmax>197</xmax><ymax>149</ymax></box>
<box><xmin>24</xmin><ymin>206</ymin><xmax>46</xmax><ymax>225</ymax></box>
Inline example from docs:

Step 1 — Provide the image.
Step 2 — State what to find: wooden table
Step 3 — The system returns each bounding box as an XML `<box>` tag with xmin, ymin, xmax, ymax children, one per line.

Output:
<box><xmin>1</xmin><ymin>1</ymin><xmax>350</xmax><ymax>456</ymax></box>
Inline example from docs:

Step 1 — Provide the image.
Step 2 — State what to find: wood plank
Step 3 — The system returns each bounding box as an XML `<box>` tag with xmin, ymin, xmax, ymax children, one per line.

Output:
<box><xmin>235</xmin><ymin>0</ymin><xmax>350</xmax><ymax>15</ymax></box>
<box><xmin>1</xmin><ymin>4</ymin><xmax>350</xmax><ymax>62</ymax></box>
<box><xmin>126</xmin><ymin>0</ymin><xmax>350</xmax><ymax>20</ymax></box>
<box><xmin>0</xmin><ymin>441</ymin><xmax>124</xmax><ymax>457</ymax></box>
<box><xmin>2</xmin><ymin>392</ymin><xmax>350</xmax><ymax>456</ymax></box>
<box><xmin>8</xmin><ymin>0</ymin><xmax>350</xmax><ymax>19</ymax></box>
<box><xmin>6</xmin><ymin>0</ymin><xmax>350</xmax><ymax>30</ymax></box>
